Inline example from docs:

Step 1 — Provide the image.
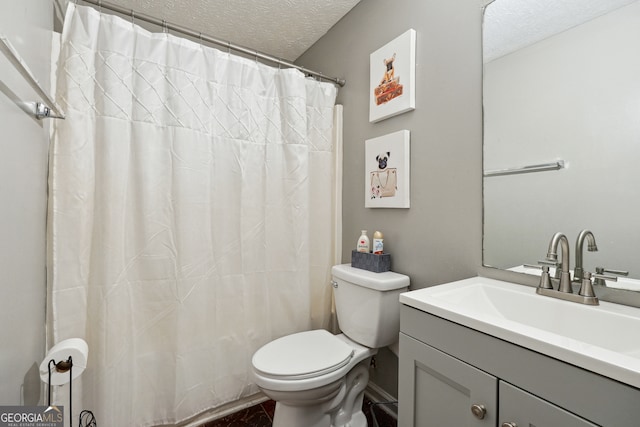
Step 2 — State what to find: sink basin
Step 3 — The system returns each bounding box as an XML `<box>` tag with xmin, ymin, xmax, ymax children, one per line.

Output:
<box><xmin>400</xmin><ymin>277</ymin><xmax>640</xmax><ymax>389</ymax></box>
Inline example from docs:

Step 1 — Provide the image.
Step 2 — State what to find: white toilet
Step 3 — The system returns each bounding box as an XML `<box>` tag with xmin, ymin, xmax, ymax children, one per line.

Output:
<box><xmin>251</xmin><ymin>264</ymin><xmax>410</xmax><ymax>427</ymax></box>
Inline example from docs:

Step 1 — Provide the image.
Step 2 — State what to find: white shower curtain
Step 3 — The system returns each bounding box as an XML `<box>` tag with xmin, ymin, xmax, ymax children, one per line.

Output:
<box><xmin>48</xmin><ymin>4</ymin><xmax>340</xmax><ymax>426</ymax></box>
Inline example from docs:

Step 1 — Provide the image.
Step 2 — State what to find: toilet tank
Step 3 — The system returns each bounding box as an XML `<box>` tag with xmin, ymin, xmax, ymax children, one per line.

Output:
<box><xmin>331</xmin><ymin>264</ymin><xmax>410</xmax><ymax>348</ymax></box>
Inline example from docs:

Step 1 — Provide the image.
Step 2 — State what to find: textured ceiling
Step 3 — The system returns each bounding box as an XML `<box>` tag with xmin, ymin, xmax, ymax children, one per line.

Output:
<box><xmin>64</xmin><ymin>0</ymin><xmax>360</xmax><ymax>61</ymax></box>
<box><xmin>484</xmin><ymin>0</ymin><xmax>639</xmax><ymax>62</ymax></box>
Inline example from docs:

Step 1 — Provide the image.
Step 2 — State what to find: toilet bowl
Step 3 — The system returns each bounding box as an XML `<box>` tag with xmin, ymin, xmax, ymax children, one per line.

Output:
<box><xmin>253</xmin><ymin>331</ymin><xmax>375</xmax><ymax>427</ymax></box>
<box><xmin>251</xmin><ymin>264</ymin><xmax>410</xmax><ymax>427</ymax></box>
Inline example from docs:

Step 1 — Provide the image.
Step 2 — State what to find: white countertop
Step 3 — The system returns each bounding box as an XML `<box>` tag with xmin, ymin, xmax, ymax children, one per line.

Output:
<box><xmin>400</xmin><ymin>276</ymin><xmax>640</xmax><ymax>389</ymax></box>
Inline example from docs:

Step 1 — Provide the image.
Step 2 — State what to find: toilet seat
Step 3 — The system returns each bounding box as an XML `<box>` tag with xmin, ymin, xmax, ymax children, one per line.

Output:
<box><xmin>252</xmin><ymin>330</ymin><xmax>354</xmax><ymax>380</ymax></box>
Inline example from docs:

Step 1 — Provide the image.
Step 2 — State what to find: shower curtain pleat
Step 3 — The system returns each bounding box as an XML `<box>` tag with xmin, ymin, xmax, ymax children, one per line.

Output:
<box><xmin>48</xmin><ymin>4</ymin><xmax>339</xmax><ymax>426</ymax></box>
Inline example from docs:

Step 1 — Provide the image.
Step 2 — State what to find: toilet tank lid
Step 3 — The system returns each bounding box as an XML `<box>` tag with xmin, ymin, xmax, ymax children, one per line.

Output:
<box><xmin>332</xmin><ymin>264</ymin><xmax>410</xmax><ymax>291</ymax></box>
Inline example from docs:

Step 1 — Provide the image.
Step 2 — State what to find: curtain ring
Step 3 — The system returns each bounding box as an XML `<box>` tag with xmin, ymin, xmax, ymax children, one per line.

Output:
<box><xmin>198</xmin><ymin>32</ymin><xmax>203</xmax><ymax>45</ymax></box>
<box><xmin>98</xmin><ymin>0</ymin><xmax>102</xmax><ymax>13</ymax></box>
<box><xmin>227</xmin><ymin>41</ymin><xmax>231</xmax><ymax>54</ymax></box>
<box><xmin>162</xmin><ymin>19</ymin><xmax>168</xmax><ymax>34</ymax></box>
<box><xmin>131</xmin><ymin>10</ymin><xmax>135</xmax><ymax>25</ymax></box>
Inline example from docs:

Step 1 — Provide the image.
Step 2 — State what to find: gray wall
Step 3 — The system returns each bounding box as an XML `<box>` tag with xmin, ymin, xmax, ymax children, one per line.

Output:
<box><xmin>297</xmin><ymin>0</ymin><xmax>484</xmax><ymax>397</ymax></box>
<box><xmin>0</xmin><ymin>0</ymin><xmax>52</xmax><ymax>405</ymax></box>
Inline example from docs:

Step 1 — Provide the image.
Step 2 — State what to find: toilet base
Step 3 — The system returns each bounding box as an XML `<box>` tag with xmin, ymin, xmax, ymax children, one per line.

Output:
<box><xmin>270</xmin><ymin>359</ymin><xmax>371</xmax><ymax>427</ymax></box>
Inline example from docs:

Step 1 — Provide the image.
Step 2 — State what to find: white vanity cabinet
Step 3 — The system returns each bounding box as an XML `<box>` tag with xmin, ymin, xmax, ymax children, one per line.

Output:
<box><xmin>398</xmin><ymin>305</ymin><xmax>640</xmax><ymax>427</ymax></box>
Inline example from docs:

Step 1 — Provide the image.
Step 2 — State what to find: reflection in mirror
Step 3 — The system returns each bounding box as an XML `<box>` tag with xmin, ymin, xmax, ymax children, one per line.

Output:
<box><xmin>482</xmin><ymin>0</ymin><xmax>640</xmax><ymax>291</ymax></box>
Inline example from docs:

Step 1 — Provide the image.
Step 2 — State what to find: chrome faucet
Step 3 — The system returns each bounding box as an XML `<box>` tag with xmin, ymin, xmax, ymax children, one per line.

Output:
<box><xmin>545</xmin><ymin>232</ymin><xmax>572</xmax><ymax>293</ymax></box>
<box><xmin>574</xmin><ymin>230</ymin><xmax>598</xmax><ymax>283</ymax></box>
<box><xmin>535</xmin><ymin>230</ymin><xmax>609</xmax><ymax>305</ymax></box>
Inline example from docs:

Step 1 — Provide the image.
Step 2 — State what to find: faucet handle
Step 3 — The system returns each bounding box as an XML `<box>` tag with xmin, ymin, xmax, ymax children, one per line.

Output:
<box><xmin>523</xmin><ymin>264</ymin><xmax>542</xmax><ymax>269</ymax></box>
<box><xmin>579</xmin><ymin>271</ymin><xmax>615</xmax><ymax>298</ymax></box>
<box><xmin>594</xmin><ymin>267</ymin><xmax>628</xmax><ymax>287</ymax></box>
<box><xmin>595</xmin><ymin>266</ymin><xmax>629</xmax><ymax>276</ymax></box>
<box><xmin>579</xmin><ymin>272</ymin><xmax>596</xmax><ymax>298</ymax></box>
<box><xmin>539</xmin><ymin>265</ymin><xmax>554</xmax><ymax>290</ymax></box>
<box><xmin>523</xmin><ymin>264</ymin><xmax>554</xmax><ymax>289</ymax></box>
<box><xmin>537</xmin><ymin>259</ymin><xmax>562</xmax><ymax>279</ymax></box>
<box><xmin>534</xmin><ymin>265</ymin><xmax>554</xmax><ymax>290</ymax></box>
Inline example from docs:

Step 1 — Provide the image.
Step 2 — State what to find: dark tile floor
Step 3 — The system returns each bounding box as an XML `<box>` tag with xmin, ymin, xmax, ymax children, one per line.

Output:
<box><xmin>201</xmin><ymin>397</ymin><xmax>397</xmax><ymax>427</ymax></box>
<box><xmin>201</xmin><ymin>400</ymin><xmax>275</xmax><ymax>427</ymax></box>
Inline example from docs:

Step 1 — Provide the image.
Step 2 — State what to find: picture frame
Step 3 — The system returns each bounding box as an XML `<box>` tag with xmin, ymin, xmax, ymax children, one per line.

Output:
<box><xmin>365</xmin><ymin>130</ymin><xmax>410</xmax><ymax>208</ymax></box>
<box><xmin>369</xmin><ymin>29</ymin><xmax>416</xmax><ymax>123</ymax></box>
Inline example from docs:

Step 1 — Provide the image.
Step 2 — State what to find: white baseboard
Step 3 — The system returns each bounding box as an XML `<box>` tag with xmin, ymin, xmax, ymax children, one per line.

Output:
<box><xmin>365</xmin><ymin>382</ymin><xmax>398</xmax><ymax>419</ymax></box>
<box><xmin>176</xmin><ymin>383</ymin><xmax>396</xmax><ymax>426</ymax></box>
<box><xmin>178</xmin><ymin>392</ymin><xmax>269</xmax><ymax>427</ymax></box>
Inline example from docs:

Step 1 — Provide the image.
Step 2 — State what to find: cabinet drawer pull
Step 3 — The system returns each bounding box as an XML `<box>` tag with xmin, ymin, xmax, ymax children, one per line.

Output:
<box><xmin>501</xmin><ymin>423</ymin><xmax>517</xmax><ymax>427</ymax></box>
<box><xmin>470</xmin><ymin>403</ymin><xmax>486</xmax><ymax>419</ymax></box>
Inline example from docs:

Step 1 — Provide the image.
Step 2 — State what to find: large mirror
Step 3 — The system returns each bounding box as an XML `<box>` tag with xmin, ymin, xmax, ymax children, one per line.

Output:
<box><xmin>482</xmin><ymin>0</ymin><xmax>640</xmax><ymax>291</ymax></box>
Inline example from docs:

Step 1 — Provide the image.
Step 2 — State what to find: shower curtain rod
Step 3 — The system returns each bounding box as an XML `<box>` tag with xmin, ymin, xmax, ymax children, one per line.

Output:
<box><xmin>0</xmin><ymin>34</ymin><xmax>66</xmax><ymax>119</ymax></box>
<box><xmin>78</xmin><ymin>0</ymin><xmax>346</xmax><ymax>87</ymax></box>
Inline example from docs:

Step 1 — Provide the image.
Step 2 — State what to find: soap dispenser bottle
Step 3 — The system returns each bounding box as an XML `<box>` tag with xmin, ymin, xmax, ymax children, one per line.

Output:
<box><xmin>373</xmin><ymin>231</ymin><xmax>384</xmax><ymax>254</ymax></box>
<box><xmin>357</xmin><ymin>230</ymin><xmax>370</xmax><ymax>253</ymax></box>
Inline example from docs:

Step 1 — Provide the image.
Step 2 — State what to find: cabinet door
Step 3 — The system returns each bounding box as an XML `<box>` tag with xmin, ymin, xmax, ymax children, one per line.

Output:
<box><xmin>398</xmin><ymin>333</ymin><xmax>498</xmax><ymax>427</ymax></box>
<box><xmin>499</xmin><ymin>382</ymin><xmax>598</xmax><ymax>427</ymax></box>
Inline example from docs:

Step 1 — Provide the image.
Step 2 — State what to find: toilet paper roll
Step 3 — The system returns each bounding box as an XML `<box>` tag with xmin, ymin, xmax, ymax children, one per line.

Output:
<box><xmin>39</xmin><ymin>338</ymin><xmax>89</xmax><ymax>385</ymax></box>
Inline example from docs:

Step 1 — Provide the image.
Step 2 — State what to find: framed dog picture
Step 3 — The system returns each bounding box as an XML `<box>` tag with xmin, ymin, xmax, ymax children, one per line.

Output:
<box><xmin>365</xmin><ymin>130</ymin><xmax>410</xmax><ymax>208</ymax></box>
<box><xmin>369</xmin><ymin>29</ymin><xmax>416</xmax><ymax>123</ymax></box>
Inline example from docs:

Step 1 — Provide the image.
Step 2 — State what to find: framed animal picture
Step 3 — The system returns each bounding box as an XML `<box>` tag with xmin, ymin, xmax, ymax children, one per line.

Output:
<box><xmin>365</xmin><ymin>130</ymin><xmax>410</xmax><ymax>208</ymax></box>
<box><xmin>369</xmin><ymin>29</ymin><xmax>416</xmax><ymax>123</ymax></box>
